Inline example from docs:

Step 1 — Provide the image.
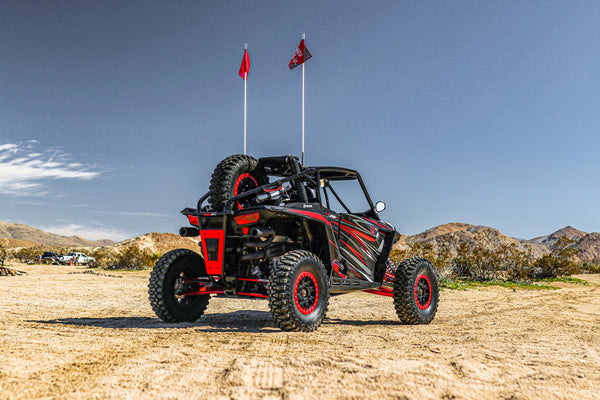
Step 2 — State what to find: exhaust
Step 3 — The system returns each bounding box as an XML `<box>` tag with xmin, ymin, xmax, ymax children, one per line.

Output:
<box><xmin>250</xmin><ymin>227</ymin><xmax>275</xmax><ymax>239</ymax></box>
<box><xmin>240</xmin><ymin>244</ymin><xmax>286</xmax><ymax>261</ymax></box>
<box><xmin>242</xmin><ymin>227</ymin><xmax>276</xmax><ymax>248</ymax></box>
<box><xmin>179</xmin><ymin>227</ymin><xmax>199</xmax><ymax>237</ymax></box>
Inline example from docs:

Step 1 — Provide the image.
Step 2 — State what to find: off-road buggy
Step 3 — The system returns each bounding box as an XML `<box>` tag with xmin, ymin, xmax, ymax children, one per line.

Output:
<box><xmin>148</xmin><ymin>154</ymin><xmax>439</xmax><ymax>332</ymax></box>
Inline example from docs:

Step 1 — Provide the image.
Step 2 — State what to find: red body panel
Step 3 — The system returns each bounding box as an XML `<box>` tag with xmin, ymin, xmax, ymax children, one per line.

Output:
<box><xmin>199</xmin><ymin>229</ymin><xmax>225</xmax><ymax>275</ymax></box>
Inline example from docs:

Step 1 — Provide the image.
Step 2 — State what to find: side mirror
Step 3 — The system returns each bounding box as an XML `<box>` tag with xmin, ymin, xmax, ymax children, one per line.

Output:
<box><xmin>375</xmin><ymin>201</ymin><xmax>386</xmax><ymax>213</ymax></box>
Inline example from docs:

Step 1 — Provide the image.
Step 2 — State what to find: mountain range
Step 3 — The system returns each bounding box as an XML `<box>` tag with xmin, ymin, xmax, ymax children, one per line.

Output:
<box><xmin>394</xmin><ymin>223</ymin><xmax>600</xmax><ymax>263</ymax></box>
<box><xmin>0</xmin><ymin>221</ymin><xmax>114</xmax><ymax>248</ymax></box>
<box><xmin>0</xmin><ymin>220</ymin><xmax>598</xmax><ymax>263</ymax></box>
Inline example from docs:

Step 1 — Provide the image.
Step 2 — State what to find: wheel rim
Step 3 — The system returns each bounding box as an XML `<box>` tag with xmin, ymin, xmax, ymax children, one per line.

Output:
<box><xmin>233</xmin><ymin>173</ymin><xmax>259</xmax><ymax>209</ymax></box>
<box><xmin>414</xmin><ymin>274</ymin><xmax>432</xmax><ymax>310</ymax></box>
<box><xmin>294</xmin><ymin>271</ymin><xmax>320</xmax><ymax>315</ymax></box>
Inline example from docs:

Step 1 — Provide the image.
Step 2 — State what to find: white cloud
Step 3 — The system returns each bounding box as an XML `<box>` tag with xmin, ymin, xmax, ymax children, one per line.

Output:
<box><xmin>0</xmin><ymin>142</ymin><xmax>101</xmax><ymax>196</ymax></box>
<box><xmin>41</xmin><ymin>223</ymin><xmax>133</xmax><ymax>242</ymax></box>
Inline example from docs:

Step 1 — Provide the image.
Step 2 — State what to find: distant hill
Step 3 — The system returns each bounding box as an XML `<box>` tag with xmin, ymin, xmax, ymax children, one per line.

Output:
<box><xmin>0</xmin><ymin>220</ymin><xmax>197</xmax><ymax>255</ymax></box>
<box><xmin>0</xmin><ymin>221</ymin><xmax>114</xmax><ymax>248</ymax></box>
<box><xmin>0</xmin><ymin>238</ymin><xmax>41</xmax><ymax>248</ymax></box>
<box><xmin>1</xmin><ymin>219</ymin><xmax>598</xmax><ymax>264</ymax></box>
<box><xmin>112</xmin><ymin>232</ymin><xmax>200</xmax><ymax>254</ymax></box>
<box><xmin>526</xmin><ymin>226</ymin><xmax>587</xmax><ymax>245</ymax></box>
<box><xmin>396</xmin><ymin>223</ymin><xmax>599</xmax><ymax>264</ymax></box>
<box><xmin>394</xmin><ymin>222</ymin><xmax>547</xmax><ymax>258</ymax></box>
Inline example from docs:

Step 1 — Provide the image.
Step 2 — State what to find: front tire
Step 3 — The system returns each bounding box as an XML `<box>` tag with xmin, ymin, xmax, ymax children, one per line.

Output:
<box><xmin>393</xmin><ymin>256</ymin><xmax>439</xmax><ymax>324</ymax></box>
<box><xmin>268</xmin><ymin>250</ymin><xmax>330</xmax><ymax>332</ymax></box>
<box><xmin>148</xmin><ymin>249</ymin><xmax>210</xmax><ymax>322</ymax></box>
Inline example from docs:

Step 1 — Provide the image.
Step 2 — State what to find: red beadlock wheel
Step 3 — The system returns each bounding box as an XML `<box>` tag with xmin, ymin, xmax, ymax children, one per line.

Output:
<box><xmin>294</xmin><ymin>271</ymin><xmax>320</xmax><ymax>315</ymax></box>
<box><xmin>268</xmin><ymin>250</ymin><xmax>330</xmax><ymax>332</ymax></box>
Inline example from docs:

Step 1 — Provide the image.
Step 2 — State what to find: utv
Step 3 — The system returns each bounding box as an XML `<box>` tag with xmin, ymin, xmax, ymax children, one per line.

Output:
<box><xmin>148</xmin><ymin>154</ymin><xmax>439</xmax><ymax>332</ymax></box>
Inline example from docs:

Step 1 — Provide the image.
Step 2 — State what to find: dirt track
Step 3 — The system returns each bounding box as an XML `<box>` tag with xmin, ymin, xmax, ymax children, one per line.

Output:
<box><xmin>1</xmin><ymin>265</ymin><xmax>599</xmax><ymax>400</ymax></box>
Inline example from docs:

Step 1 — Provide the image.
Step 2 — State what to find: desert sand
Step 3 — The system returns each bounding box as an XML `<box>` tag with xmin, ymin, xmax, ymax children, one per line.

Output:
<box><xmin>1</xmin><ymin>264</ymin><xmax>599</xmax><ymax>399</ymax></box>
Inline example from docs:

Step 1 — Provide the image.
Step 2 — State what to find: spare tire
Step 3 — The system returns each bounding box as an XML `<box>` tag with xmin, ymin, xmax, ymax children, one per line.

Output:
<box><xmin>209</xmin><ymin>154</ymin><xmax>268</xmax><ymax>211</ymax></box>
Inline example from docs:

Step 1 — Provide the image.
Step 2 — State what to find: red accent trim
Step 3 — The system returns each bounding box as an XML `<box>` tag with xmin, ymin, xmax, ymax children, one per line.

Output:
<box><xmin>180</xmin><ymin>287</ymin><xmax>224</xmax><ymax>296</ymax></box>
<box><xmin>372</xmin><ymin>284</ymin><xmax>393</xmax><ymax>292</ymax></box>
<box><xmin>233</xmin><ymin>173</ymin><xmax>258</xmax><ymax>196</ymax></box>
<box><xmin>340</xmin><ymin>226</ymin><xmax>369</xmax><ymax>253</ymax></box>
<box><xmin>237</xmin><ymin>292</ymin><xmax>268</xmax><ymax>298</ymax></box>
<box><xmin>233</xmin><ymin>173</ymin><xmax>259</xmax><ymax>210</ymax></box>
<box><xmin>286</xmin><ymin>209</ymin><xmax>331</xmax><ymax>226</ymax></box>
<box><xmin>331</xmin><ymin>260</ymin><xmax>346</xmax><ymax>279</ymax></box>
<box><xmin>364</xmin><ymin>218</ymin><xmax>391</xmax><ymax>230</ymax></box>
<box><xmin>294</xmin><ymin>271</ymin><xmax>320</xmax><ymax>315</ymax></box>
<box><xmin>363</xmin><ymin>289</ymin><xmax>394</xmax><ymax>297</ymax></box>
<box><xmin>187</xmin><ymin>215</ymin><xmax>199</xmax><ymax>226</ymax></box>
<box><xmin>233</xmin><ymin>212</ymin><xmax>260</xmax><ymax>225</ymax></box>
<box><xmin>264</xmin><ymin>186</ymin><xmax>282</xmax><ymax>193</ymax></box>
<box><xmin>415</xmin><ymin>274</ymin><xmax>432</xmax><ymax>310</ymax></box>
<box><xmin>340</xmin><ymin>223</ymin><xmax>376</xmax><ymax>242</ymax></box>
<box><xmin>199</xmin><ymin>229</ymin><xmax>225</xmax><ymax>275</ymax></box>
<box><xmin>340</xmin><ymin>239</ymin><xmax>366</xmax><ymax>265</ymax></box>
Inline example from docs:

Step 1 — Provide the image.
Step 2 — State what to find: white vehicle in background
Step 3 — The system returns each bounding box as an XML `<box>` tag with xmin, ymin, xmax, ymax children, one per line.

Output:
<box><xmin>59</xmin><ymin>252</ymin><xmax>96</xmax><ymax>266</ymax></box>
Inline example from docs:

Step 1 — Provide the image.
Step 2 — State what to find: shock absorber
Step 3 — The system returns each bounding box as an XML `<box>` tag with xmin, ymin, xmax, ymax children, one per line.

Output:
<box><xmin>288</xmin><ymin>155</ymin><xmax>308</xmax><ymax>202</ymax></box>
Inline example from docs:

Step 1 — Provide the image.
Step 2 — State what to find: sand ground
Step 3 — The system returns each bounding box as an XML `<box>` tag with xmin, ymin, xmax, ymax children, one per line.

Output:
<box><xmin>1</xmin><ymin>264</ymin><xmax>599</xmax><ymax>400</ymax></box>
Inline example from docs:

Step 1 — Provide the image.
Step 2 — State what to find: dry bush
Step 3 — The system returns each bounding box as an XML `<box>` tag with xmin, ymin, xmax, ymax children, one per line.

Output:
<box><xmin>582</xmin><ymin>263</ymin><xmax>600</xmax><ymax>273</ymax></box>
<box><xmin>528</xmin><ymin>237</ymin><xmax>579</xmax><ymax>279</ymax></box>
<box><xmin>392</xmin><ymin>237</ymin><xmax>583</xmax><ymax>283</ymax></box>
<box><xmin>104</xmin><ymin>245</ymin><xmax>153</xmax><ymax>270</ymax></box>
<box><xmin>0</xmin><ymin>244</ymin><xmax>8</xmax><ymax>265</ymax></box>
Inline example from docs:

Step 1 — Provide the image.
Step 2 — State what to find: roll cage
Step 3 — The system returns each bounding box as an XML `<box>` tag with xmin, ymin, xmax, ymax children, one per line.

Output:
<box><xmin>195</xmin><ymin>155</ymin><xmax>380</xmax><ymax>219</ymax></box>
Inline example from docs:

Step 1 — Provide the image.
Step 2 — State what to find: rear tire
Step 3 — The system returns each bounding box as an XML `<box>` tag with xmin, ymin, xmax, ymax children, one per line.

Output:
<box><xmin>209</xmin><ymin>154</ymin><xmax>267</xmax><ymax>211</ymax></box>
<box><xmin>148</xmin><ymin>249</ymin><xmax>210</xmax><ymax>322</ymax></box>
<box><xmin>393</xmin><ymin>256</ymin><xmax>439</xmax><ymax>324</ymax></box>
<box><xmin>268</xmin><ymin>250</ymin><xmax>329</xmax><ymax>332</ymax></box>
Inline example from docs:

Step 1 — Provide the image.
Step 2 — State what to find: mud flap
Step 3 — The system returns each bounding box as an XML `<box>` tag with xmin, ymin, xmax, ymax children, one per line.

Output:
<box><xmin>199</xmin><ymin>229</ymin><xmax>225</xmax><ymax>275</ymax></box>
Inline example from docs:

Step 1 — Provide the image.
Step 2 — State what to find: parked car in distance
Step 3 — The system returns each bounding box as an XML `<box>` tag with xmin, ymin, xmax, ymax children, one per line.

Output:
<box><xmin>40</xmin><ymin>251</ymin><xmax>60</xmax><ymax>265</ymax></box>
<box><xmin>59</xmin><ymin>252</ymin><xmax>96</xmax><ymax>265</ymax></box>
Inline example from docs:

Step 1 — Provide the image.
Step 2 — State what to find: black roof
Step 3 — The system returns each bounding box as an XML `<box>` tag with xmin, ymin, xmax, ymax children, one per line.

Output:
<box><xmin>308</xmin><ymin>167</ymin><xmax>360</xmax><ymax>181</ymax></box>
<box><xmin>257</xmin><ymin>155</ymin><xmax>360</xmax><ymax>180</ymax></box>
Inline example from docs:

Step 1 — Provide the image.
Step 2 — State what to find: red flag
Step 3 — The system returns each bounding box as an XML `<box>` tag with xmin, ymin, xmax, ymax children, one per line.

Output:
<box><xmin>288</xmin><ymin>39</ymin><xmax>312</xmax><ymax>70</ymax></box>
<box><xmin>239</xmin><ymin>49</ymin><xmax>251</xmax><ymax>80</ymax></box>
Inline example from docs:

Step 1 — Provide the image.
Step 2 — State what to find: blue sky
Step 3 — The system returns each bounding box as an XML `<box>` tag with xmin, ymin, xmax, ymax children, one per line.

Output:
<box><xmin>1</xmin><ymin>1</ymin><xmax>599</xmax><ymax>241</ymax></box>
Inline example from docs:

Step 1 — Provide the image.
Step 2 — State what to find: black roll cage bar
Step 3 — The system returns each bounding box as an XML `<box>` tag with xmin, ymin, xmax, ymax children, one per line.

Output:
<box><xmin>193</xmin><ymin>164</ymin><xmax>378</xmax><ymax>218</ymax></box>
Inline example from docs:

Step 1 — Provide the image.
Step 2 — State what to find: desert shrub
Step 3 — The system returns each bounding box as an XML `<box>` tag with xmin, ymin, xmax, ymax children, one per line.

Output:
<box><xmin>392</xmin><ymin>235</ymin><xmax>588</xmax><ymax>284</ymax></box>
<box><xmin>530</xmin><ymin>254</ymin><xmax>577</xmax><ymax>279</ymax></box>
<box><xmin>388</xmin><ymin>248</ymin><xmax>411</xmax><ymax>265</ymax></box>
<box><xmin>104</xmin><ymin>245</ymin><xmax>153</xmax><ymax>270</ymax></box>
<box><xmin>581</xmin><ymin>263</ymin><xmax>600</xmax><ymax>273</ymax></box>
<box><xmin>528</xmin><ymin>237</ymin><xmax>579</xmax><ymax>279</ymax></box>
<box><xmin>87</xmin><ymin>248</ymin><xmax>114</xmax><ymax>268</ymax></box>
<box><xmin>13</xmin><ymin>246</ymin><xmax>45</xmax><ymax>263</ymax></box>
<box><xmin>451</xmin><ymin>243</ymin><xmax>535</xmax><ymax>281</ymax></box>
<box><xmin>0</xmin><ymin>244</ymin><xmax>8</xmax><ymax>265</ymax></box>
<box><xmin>530</xmin><ymin>254</ymin><xmax>579</xmax><ymax>279</ymax></box>
<box><xmin>150</xmin><ymin>252</ymin><xmax>163</xmax><ymax>264</ymax></box>
<box><xmin>497</xmin><ymin>243</ymin><xmax>536</xmax><ymax>281</ymax></box>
